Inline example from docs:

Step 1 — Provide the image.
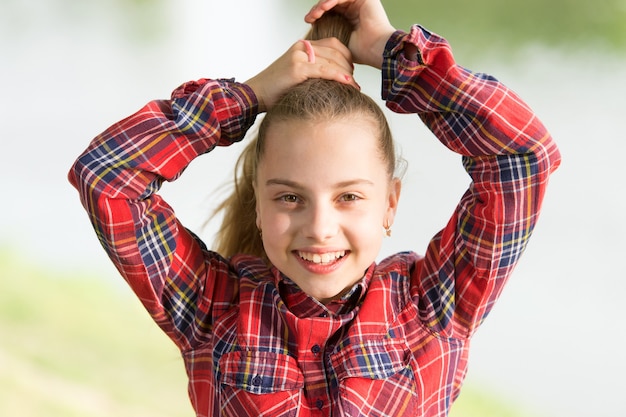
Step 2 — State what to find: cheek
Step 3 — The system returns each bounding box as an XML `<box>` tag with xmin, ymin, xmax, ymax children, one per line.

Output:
<box><xmin>260</xmin><ymin>212</ymin><xmax>296</xmax><ymax>264</ymax></box>
<box><xmin>342</xmin><ymin>209</ymin><xmax>383</xmax><ymax>239</ymax></box>
<box><xmin>259</xmin><ymin>209</ymin><xmax>293</xmax><ymax>239</ymax></box>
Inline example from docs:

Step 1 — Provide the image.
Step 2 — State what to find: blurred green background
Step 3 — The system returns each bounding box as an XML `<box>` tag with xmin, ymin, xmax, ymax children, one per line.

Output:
<box><xmin>384</xmin><ymin>0</ymin><xmax>626</xmax><ymax>52</ymax></box>
<box><xmin>1</xmin><ymin>0</ymin><xmax>625</xmax><ymax>416</ymax></box>
<box><xmin>296</xmin><ymin>0</ymin><xmax>626</xmax><ymax>57</ymax></box>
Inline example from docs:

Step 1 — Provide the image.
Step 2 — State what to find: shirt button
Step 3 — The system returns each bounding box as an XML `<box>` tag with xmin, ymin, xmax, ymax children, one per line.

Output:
<box><xmin>316</xmin><ymin>399</ymin><xmax>324</xmax><ymax>410</ymax></box>
<box><xmin>252</xmin><ymin>375</ymin><xmax>263</xmax><ymax>386</ymax></box>
<box><xmin>311</xmin><ymin>344</ymin><xmax>321</xmax><ymax>355</ymax></box>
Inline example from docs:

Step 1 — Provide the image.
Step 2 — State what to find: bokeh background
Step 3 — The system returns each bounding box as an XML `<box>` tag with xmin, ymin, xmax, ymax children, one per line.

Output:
<box><xmin>1</xmin><ymin>0</ymin><xmax>625</xmax><ymax>416</ymax></box>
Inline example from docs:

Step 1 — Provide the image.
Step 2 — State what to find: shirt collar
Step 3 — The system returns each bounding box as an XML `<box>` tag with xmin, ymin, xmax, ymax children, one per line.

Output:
<box><xmin>272</xmin><ymin>264</ymin><xmax>374</xmax><ymax>318</ymax></box>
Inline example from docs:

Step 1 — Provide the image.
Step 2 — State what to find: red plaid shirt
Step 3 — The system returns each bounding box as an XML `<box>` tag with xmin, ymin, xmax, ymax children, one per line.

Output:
<box><xmin>69</xmin><ymin>26</ymin><xmax>560</xmax><ymax>416</ymax></box>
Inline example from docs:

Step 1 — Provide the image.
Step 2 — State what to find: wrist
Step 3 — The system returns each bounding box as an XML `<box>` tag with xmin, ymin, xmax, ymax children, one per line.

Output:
<box><xmin>244</xmin><ymin>76</ymin><xmax>267</xmax><ymax>113</ymax></box>
<box><xmin>365</xmin><ymin>29</ymin><xmax>396</xmax><ymax>69</ymax></box>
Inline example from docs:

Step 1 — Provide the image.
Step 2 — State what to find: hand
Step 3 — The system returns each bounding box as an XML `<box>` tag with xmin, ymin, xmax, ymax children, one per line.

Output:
<box><xmin>245</xmin><ymin>38</ymin><xmax>359</xmax><ymax>112</ymax></box>
<box><xmin>305</xmin><ymin>0</ymin><xmax>396</xmax><ymax>69</ymax></box>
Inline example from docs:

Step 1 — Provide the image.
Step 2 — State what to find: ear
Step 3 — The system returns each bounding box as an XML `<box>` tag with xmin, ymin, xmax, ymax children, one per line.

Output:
<box><xmin>384</xmin><ymin>177</ymin><xmax>402</xmax><ymax>226</ymax></box>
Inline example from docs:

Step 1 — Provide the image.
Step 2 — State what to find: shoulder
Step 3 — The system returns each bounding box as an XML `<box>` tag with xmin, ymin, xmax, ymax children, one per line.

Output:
<box><xmin>229</xmin><ymin>254</ymin><xmax>273</xmax><ymax>282</ymax></box>
<box><xmin>376</xmin><ymin>251</ymin><xmax>423</xmax><ymax>275</ymax></box>
<box><xmin>353</xmin><ymin>252</ymin><xmax>424</xmax><ymax>325</ymax></box>
<box><xmin>371</xmin><ymin>251</ymin><xmax>424</xmax><ymax>300</ymax></box>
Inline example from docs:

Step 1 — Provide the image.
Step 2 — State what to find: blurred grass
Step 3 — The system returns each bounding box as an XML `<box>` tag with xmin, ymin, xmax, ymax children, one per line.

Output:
<box><xmin>384</xmin><ymin>0</ymin><xmax>626</xmax><ymax>48</ymax></box>
<box><xmin>0</xmin><ymin>250</ymin><xmax>192</xmax><ymax>417</ymax></box>
<box><xmin>1</xmin><ymin>251</ymin><xmax>545</xmax><ymax>416</ymax></box>
<box><xmin>289</xmin><ymin>0</ymin><xmax>626</xmax><ymax>63</ymax></box>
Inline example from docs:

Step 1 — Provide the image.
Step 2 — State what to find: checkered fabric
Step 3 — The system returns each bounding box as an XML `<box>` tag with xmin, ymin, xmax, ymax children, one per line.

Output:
<box><xmin>69</xmin><ymin>25</ymin><xmax>560</xmax><ymax>417</ymax></box>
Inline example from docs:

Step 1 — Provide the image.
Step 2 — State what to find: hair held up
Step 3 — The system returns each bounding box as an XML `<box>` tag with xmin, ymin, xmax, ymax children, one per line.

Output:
<box><xmin>211</xmin><ymin>12</ymin><xmax>397</xmax><ymax>259</ymax></box>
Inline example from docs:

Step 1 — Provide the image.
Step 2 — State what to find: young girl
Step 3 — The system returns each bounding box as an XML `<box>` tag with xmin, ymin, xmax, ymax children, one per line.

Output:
<box><xmin>69</xmin><ymin>0</ymin><xmax>561</xmax><ymax>415</ymax></box>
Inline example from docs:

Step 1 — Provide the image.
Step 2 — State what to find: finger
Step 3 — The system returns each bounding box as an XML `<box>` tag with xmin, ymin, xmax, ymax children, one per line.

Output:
<box><xmin>290</xmin><ymin>39</ymin><xmax>360</xmax><ymax>90</ymax></box>
<box><xmin>317</xmin><ymin>67</ymin><xmax>361</xmax><ymax>91</ymax></box>
<box><xmin>304</xmin><ymin>0</ymin><xmax>341</xmax><ymax>23</ymax></box>
<box><xmin>300</xmin><ymin>53</ymin><xmax>360</xmax><ymax>90</ymax></box>
<box><xmin>309</xmin><ymin>38</ymin><xmax>354</xmax><ymax>67</ymax></box>
<box><xmin>313</xmin><ymin>48</ymin><xmax>354</xmax><ymax>76</ymax></box>
<box><xmin>300</xmin><ymin>40</ymin><xmax>316</xmax><ymax>63</ymax></box>
<box><xmin>311</xmin><ymin>48</ymin><xmax>352</xmax><ymax>70</ymax></box>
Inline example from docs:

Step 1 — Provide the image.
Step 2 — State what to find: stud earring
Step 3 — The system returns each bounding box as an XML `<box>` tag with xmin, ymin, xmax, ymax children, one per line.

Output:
<box><xmin>384</xmin><ymin>220</ymin><xmax>392</xmax><ymax>237</ymax></box>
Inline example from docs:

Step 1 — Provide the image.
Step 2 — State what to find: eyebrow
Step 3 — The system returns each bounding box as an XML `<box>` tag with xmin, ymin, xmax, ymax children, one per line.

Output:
<box><xmin>265</xmin><ymin>178</ymin><xmax>375</xmax><ymax>189</ymax></box>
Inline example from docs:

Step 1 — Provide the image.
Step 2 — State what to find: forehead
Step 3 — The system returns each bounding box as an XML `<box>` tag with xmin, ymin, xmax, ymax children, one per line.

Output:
<box><xmin>258</xmin><ymin>117</ymin><xmax>387</xmax><ymax>185</ymax></box>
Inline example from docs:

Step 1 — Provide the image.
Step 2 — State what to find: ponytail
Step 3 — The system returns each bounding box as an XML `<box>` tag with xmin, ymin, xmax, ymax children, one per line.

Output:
<box><xmin>305</xmin><ymin>11</ymin><xmax>352</xmax><ymax>46</ymax></box>
<box><xmin>210</xmin><ymin>138</ymin><xmax>263</xmax><ymax>259</ymax></box>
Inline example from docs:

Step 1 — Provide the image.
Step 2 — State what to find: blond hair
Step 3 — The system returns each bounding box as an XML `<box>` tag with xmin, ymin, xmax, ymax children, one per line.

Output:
<box><xmin>212</xmin><ymin>12</ymin><xmax>397</xmax><ymax>259</ymax></box>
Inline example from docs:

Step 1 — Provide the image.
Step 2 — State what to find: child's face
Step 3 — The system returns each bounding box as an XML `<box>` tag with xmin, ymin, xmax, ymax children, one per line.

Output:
<box><xmin>255</xmin><ymin>116</ymin><xmax>401</xmax><ymax>303</ymax></box>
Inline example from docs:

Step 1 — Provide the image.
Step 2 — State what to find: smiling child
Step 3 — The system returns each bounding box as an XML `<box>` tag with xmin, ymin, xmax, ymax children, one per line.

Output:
<box><xmin>69</xmin><ymin>1</ymin><xmax>560</xmax><ymax>415</ymax></box>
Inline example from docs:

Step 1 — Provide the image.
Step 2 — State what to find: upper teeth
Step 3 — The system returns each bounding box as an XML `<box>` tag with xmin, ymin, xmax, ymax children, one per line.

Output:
<box><xmin>298</xmin><ymin>251</ymin><xmax>345</xmax><ymax>264</ymax></box>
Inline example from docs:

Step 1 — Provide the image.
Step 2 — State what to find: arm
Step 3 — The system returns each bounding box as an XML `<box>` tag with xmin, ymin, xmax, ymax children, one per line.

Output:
<box><xmin>382</xmin><ymin>26</ymin><xmax>561</xmax><ymax>338</ymax></box>
<box><xmin>69</xmin><ymin>39</ymin><xmax>358</xmax><ymax>349</ymax></box>
<box><xmin>68</xmin><ymin>79</ymin><xmax>259</xmax><ymax>350</ymax></box>
<box><xmin>306</xmin><ymin>0</ymin><xmax>561</xmax><ymax>338</ymax></box>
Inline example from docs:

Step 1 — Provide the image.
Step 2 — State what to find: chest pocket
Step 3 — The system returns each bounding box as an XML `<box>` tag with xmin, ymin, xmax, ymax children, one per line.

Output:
<box><xmin>330</xmin><ymin>340</ymin><xmax>418</xmax><ymax>417</ymax></box>
<box><xmin>218</xmin><ymin>350</ymin><xmax>304</xmax><ymax>416</ymax></box>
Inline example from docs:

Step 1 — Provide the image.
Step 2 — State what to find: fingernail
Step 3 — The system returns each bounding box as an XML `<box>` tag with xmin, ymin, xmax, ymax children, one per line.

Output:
<box><xmin>345</xmin><ymin>75</ymin><xmax>361</xmax><ymax>90</ymax></box>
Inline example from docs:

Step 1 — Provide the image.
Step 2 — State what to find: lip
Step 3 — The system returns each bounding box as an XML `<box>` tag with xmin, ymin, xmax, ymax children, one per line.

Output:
<box><xmin>292</xmin><ymin>249</ymin><xmax>349</xmax><ymax>275</ymax></box>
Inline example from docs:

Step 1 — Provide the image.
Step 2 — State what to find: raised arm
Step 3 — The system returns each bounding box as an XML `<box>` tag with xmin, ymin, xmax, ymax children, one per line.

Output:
<box><xmin>382</xmin><ymin>26</ymin><xmax>561</xmax><ymax>338</ymax></box>
<box><xmin>308</xmin><ymin>0</ymin><xmax>560</xmax><ymax>337</ymax></box>
<box><xmin>68</xmin><ymin>36</ymin><xmax>359</xmax><ymax>349</ymax></box>
<box><xmin>68</xmin><ymin>79</ymin><xmax>259</xmax><ymax>349</ymax></box>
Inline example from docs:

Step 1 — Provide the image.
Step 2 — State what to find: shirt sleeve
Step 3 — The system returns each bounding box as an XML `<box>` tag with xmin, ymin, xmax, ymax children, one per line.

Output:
<box><xmin>381</xmin><ymin>26</ymin><xmax>561</xmax><ymax>338</ymax></box>
<box><xmin>68</xmin><ymin>78</ymin><xmax>259</xmax><ymax>350</ymax></box>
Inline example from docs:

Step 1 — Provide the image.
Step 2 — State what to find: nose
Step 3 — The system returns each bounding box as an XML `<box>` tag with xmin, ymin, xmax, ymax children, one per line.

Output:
<box><xmin>302</xmin><ymin>201</ymin><xmax>339</xmax><ymax>242</ymax></box>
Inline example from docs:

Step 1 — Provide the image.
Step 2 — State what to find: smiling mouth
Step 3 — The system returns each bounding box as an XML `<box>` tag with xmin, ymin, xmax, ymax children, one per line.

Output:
<box><xmin>297</xmin><ymin>250</ymin><xmax>346</xmax><ymax>265</ymax></box>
